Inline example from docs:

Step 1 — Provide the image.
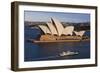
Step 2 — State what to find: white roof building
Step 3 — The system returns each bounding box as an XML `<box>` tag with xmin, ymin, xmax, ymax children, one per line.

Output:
<box><xmin>38</xmin><ymin>17</ymin><xmax>85</xmax><ymax>37</ymax></box>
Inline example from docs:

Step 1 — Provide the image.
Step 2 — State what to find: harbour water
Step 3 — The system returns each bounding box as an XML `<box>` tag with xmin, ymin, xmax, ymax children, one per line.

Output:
<box><xmin>24</xmin><ymin>25</ymin><xmax>90</xmax><ymax>61</ymax></box>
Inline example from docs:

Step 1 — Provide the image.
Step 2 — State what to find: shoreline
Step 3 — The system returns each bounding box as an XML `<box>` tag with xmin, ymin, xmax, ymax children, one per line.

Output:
<box><xmin>28</xmin><ymin>39</ymin><xmax>90</xmax><ymax>43</ymax></box>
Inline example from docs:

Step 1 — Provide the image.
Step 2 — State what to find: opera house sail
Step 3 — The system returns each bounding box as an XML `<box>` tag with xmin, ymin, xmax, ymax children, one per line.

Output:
<box><xmin>62</xmin><ymin>26</ymin><xmax>74</xmax><ymax>36</ymax></box>
<box><xmin>74</xmin><ymin>31</ymin><xmax>85</xmax><ymax>37</ymax></box>
<box><xmin>51</xmin><ymin>18</ymin><xmax>64</xmax><ymax>36</ymax></box>
<box><xmin>46</xmin><ymin>22</ymin><xmax>58</xmax><ymax>35</ymax></box>
<box><xmin>38</xmin><ymin>25</ymin><xmax>51</xmax><ymax>34</ymax></box>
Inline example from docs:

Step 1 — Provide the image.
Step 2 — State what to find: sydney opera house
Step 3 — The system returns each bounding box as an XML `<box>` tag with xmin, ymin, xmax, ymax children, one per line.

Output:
<box><xmin>31</xmin><ymin>18</ymin><xmax>89</xmax><ymax>42</ymax></box>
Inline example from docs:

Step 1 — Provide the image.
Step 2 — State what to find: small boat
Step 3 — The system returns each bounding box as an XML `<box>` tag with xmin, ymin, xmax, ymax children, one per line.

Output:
<box><xmin>59</xmin><ymin>51</ymin><xmax>78</xmax><ymax>56</ymax></box>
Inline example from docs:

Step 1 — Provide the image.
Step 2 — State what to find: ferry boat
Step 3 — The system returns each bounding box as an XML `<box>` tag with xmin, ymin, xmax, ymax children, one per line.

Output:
<box><xmin>59</xmin><ymin>51</ymin><xmax>79</xmax><ymax>56</ymax></box>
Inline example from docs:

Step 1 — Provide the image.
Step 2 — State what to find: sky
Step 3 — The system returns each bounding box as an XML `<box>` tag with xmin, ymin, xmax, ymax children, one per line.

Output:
<box><xmin>24</xmin><ymin>11</ymin><xmax>90</xmax><ymax>23</ymax></box>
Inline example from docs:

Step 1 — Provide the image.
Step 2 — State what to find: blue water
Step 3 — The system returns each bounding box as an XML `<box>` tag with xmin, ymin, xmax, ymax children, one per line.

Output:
<box><xmin>24</xmin><ymin>25</ymin><xmax>90</xmax><ymax>61</ymax></box>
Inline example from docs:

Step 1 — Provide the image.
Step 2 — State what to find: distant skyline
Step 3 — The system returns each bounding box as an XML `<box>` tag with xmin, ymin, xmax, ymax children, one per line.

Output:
<box><xmin>24</xmin><ymin>11</ymin><xmax>90</xmax><ymax>23</ymax></box>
